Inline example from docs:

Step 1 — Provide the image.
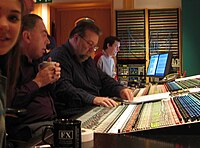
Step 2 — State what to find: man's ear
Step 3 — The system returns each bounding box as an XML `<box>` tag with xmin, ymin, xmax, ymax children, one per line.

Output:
<box><xmin>73</xmin><ymin>34</ymin><xmax>79</xmax><ymax>42</ymax></box>
<box><xmin>22</xmin><ymin>31</ymin><xmax>31</xmax><ymax>43</ymax></box>
<box><xmin>107</xmin><ymin>43</ymin><xmax>110</xmax><ymax>48</ymax></box>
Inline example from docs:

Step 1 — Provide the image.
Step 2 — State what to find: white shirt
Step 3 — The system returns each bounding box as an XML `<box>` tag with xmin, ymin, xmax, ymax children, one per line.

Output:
<box><xmin>97</xmin><ymin>54</ymin><xmax>116</xmax><ymax>78</ymax></box>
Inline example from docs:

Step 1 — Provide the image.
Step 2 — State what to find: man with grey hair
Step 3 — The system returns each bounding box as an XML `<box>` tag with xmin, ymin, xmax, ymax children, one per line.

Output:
<box><xmin>7</xmin><ymin>14</ymin><xmax>61</xmax><ymax>141</ymax></box>
<box><xmin>45</xmin><ymin>20</ymin><xmax>134</xmax><ymax>118</ymax></box>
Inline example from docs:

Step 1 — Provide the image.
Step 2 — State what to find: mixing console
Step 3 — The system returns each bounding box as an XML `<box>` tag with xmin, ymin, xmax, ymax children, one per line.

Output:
<box><xmin>77</xmin><ymin>75</ymin><xmax>200</xmax><ymax>135</ymax></box>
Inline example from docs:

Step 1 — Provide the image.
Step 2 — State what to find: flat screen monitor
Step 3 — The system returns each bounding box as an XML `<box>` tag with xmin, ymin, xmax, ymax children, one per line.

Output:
<box><xmin>147</xmin><ymin>52</ymin><xmax>172</xmax><ymax>78</ymax></box>
<box><xmin>147</xmin><ymin>54</ymin><xmax>159</xmax><ymax>76</ymax></box>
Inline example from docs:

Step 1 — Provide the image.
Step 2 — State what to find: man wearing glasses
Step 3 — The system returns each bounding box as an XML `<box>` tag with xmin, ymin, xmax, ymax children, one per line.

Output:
<box><xmin>45</xmin><ymin>21</ymin><xmax>134</xmax><ymax>118</ymax></box>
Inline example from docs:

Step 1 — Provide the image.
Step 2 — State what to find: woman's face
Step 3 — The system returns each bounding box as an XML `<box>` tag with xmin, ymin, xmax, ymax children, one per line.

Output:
<box><xmin>0</xmin><ymin>0</ymin><xmax>22</xmax><ymax>55</ymax></box>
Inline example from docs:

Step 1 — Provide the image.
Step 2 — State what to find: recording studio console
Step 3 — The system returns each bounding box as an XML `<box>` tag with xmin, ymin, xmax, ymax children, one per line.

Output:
<box><xmin>77</xmin><ymin>75</ymin><xmax>200</xmax><ymax>135</ymax></box>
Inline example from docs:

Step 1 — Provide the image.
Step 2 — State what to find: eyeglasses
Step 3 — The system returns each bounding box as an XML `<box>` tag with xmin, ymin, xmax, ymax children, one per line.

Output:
<box><xmin>79</xmin><ymin>35</ymin><xmax>99</xmax><ymax>51</ymax></box>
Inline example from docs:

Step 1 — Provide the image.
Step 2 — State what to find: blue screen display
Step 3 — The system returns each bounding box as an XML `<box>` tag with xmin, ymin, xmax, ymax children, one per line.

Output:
<box><xmin>147</xmin><ymin>52</ymin><xmax>171</xmax><ymax>77</ymax></box>
<box><xmin>155</xmin><ymin>53</ymin><xmax>168</xmax><ymax>77</ymax></box>
<box><xmin>147</xmin><ymin>55</ymin><xmax>159</xmax><ymax>76</ymax></box>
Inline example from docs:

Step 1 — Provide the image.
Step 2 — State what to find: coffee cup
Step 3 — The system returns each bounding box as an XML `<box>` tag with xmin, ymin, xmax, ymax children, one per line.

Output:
<box><xmin>42</xmin><ymin>119</ymin><xmax>81</xmax><ymax>148</ymax></box>
<box><xmin>38</xmin><ymin>61</ymin><xmax>56</xmax><ymax>71</ymax></box>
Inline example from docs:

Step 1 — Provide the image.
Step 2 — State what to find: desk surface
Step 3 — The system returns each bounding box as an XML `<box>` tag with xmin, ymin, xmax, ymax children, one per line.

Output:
<box><xmin>92</xmin><ymin>134</ymin><xmax>200</xmax><ymax>148</ymax></box>
<box><xmin>12</xmin><ymin>133</ymin><xmax>200</xmax><ymax>148</ymax></box>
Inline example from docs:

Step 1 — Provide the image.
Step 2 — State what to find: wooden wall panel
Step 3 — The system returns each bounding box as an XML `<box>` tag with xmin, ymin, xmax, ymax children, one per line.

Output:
<box><xmin>52</xmin><ymin>8</ymin><xmax>111</xmax><ymax>51</ymax></box>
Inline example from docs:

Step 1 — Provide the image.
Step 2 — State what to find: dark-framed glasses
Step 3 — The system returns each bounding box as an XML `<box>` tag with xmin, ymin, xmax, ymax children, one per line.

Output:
<box><xmin>79</xmin><ymin>35</ymin><xmax>99</xmax><ymax>51</ymax></box>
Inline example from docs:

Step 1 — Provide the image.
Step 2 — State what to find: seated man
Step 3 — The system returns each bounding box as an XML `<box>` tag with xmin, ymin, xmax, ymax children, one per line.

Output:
<box><xmin>45</xmin><ymin>20</ymin><xmax>133</xmax><ymax>118</ymax></box>
<box><xmin>7</xmin><ymin>14</ymin><xmax>61</xmax><ymax>141</ymax></box>
<box><xmin>94</xmin><ymin>36</ymin><xmax>120</xmax><ymax>79</ymax></box>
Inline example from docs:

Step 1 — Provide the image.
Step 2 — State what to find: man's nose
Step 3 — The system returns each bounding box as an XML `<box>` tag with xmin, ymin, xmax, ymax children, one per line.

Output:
<box><xmin>46</xmin><ymin>37</ymin><xmax>50</xmax><ymax>45</ymax></box>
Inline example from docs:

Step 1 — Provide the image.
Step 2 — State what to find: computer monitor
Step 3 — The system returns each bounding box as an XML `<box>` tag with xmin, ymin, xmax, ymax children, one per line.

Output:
<box><xmin>147</xmin><ymin>52</ymin><xmax>172</xmax><ymax>78</ymax></box>
<box><xmin>155</xmin><ymin>53</ymin><xmax>172</xmax><ymax>77</ymax></box>
<box><xmin>147</xmin><ymin>54</ymin><xmax>159</xmax><ymax>76</ymax></box>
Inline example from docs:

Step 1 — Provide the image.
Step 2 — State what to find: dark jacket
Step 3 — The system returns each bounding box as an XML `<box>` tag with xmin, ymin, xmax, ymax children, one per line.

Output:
<box><xmin>0</xmin><ymin>74</ymin><xmax>6</xmax><ymax>147</ymax></box>
<box><xmin>11</xmin><ymin>56</ymin><xmax>56</xmax><ymax>124</ymax></box>
<box><xmin>45</xmin><ymin>41</ymin><xmax>125</xmax><ymax>117</ymax></box>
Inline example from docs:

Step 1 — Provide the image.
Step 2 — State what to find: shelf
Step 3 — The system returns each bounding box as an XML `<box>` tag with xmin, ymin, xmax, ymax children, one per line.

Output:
<box><xmin>116</xmin><ymin>8</ymin><xmax>180</xmax><ymax>84</ymax></box>
<box><xmin>117</xmin><ymin>59</ymin><xmax>145</xmax><ymax>64</ymax></box>
<box><xmin>118</xmin><ymin>75</ymin><xmax>145</xmax><ymax>77</ymax></box>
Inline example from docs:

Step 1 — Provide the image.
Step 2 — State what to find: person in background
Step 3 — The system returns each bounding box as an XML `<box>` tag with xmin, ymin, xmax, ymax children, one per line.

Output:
<box><xmin>45</xmin><ymin>20</ymin><xmax>133</xmax><ymax>118</ymax></box>
<box><xmin>46</xmin><ymin>34</ymin><xmax>56</xmax><ymax>53</ymax></box>
<box><xmin>0</xmin><ymin>0</ymin><xmax>24</xmax><ymax>146</ymax></box>
<box><xmin>7</xmin><ymin>14</ymin><xmax>61</xmax><ymax>141</ymax></box>
<box><xmin>23</xmin><ymin>0</ymin><xmax>35</xmax><ymax>15</ymax></box>
<box><xmin>94</xmin><ymin>36</ymin><xmax>120</xmax><ymax>79</ymax></box>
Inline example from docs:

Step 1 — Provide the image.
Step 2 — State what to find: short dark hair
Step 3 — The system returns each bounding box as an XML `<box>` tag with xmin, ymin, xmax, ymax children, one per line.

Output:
<box><xmin>69</xmin><ymin>21</ymin><xmax>102</xmax><ymax>38</ymax></box>
<box><xmin>103</xmin><ymin>36</ymin><xmax>120</xmax><ymax>50</ymax></box>
<box><xmin>22</xmin><ymin>14</ymin><xmax>43</xmax><ymax>31</ymax></box>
